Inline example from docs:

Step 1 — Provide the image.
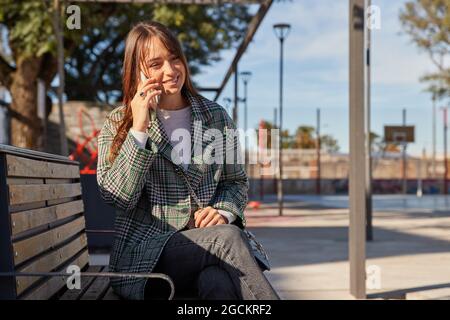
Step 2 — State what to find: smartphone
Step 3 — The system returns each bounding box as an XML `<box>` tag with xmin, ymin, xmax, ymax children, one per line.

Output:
<box><xmin>140</xmin><ymin>71</ymin><xmax>161</xmax><ymax>106</ymax></box>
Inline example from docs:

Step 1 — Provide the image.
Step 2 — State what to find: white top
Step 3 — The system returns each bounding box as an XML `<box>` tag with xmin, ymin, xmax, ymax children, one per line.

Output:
<box><xmin>129</xmin><ymin>106</ymin><xmax>235</xmax><ymax>224</ymax></box>
<box><xmin>157</xmin><ymin>106</ymin><xmax>192</xmax><ymax>170</ymax></box>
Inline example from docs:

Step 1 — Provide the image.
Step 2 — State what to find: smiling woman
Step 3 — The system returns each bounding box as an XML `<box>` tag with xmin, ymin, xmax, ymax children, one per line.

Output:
<box><xmin>96</xmin><ymin>21</ymin><xmax>280</xmax><ymax>300</ymax></box>
<box><xmin>140</xmin><ymin>36</ymin><xmax>187</xmax><ymax>106</ymax></box>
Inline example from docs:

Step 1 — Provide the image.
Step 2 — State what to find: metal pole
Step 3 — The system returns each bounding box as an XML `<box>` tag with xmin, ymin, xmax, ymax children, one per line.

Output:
<box><xmin>53</xmin><ymin>0</ymin><xmax>68</xmax><ymax>156</ymax></box>
<box><xmin>402</xmin><ymin>109</ymin><xmax>407</xmax><ymax>194</ymax></box>
<box><xmin>365</xmin><ymin>0</ymin><xmax>373</xmax><ymax>241</ymax></box>
<box><xmin>316</xmin><ymin>108</ymin><xmax>321</xmax><ymax>194</ymax></box>
<box><xmin>277</xmin><ymin>37</ymin><xmax>284</xmax><ymax>216</ymax></box>
<box><xmin>258</xmin><ymin>121</ymin><xmax>265</xmax><ymax>201</ymax></box>
<box><xmin>274</xmin><ymin>107</ymin><xmax>278</xmax><ymax>128</ymax></box>
<box><xmin>349</xmin><ymin>0</ymin><xmax>366</xmax><ymax>299</ymax></box>
<box><xmin>233</xmin><ymin>64</ymin><xmax>239</xmax><ymax>125</ymax></box>
<box><xmin>244</xmin><ymin>80</ymin><xmax>249</xmax><ymax>176</ymax></box>
<box><xmin>433</xmin><ymin>95</ymin><xmax>437</xmax><ymax>178</ymax></box>
<box><xmin>417</xmin><ymin>148</ymin><xmax>424</xmax><ymax>198</ymax></box>
<box><xmin>273</xmin><ymin>107</ymin><xmax>278</xmax><ymax>196</ymax></box>
<box><xmin>444</xmin><ymin>108</ymin><xmax>448</xmax><ymax>195</ymax></box>
<box><xmin>244</xmin><ymin>81</ymin><xmax>248</xmax><ymax>133</ymax></box>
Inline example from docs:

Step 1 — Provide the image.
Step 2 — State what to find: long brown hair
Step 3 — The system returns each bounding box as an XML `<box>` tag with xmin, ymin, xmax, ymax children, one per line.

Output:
<box><xmin>109</xmin><ymin>21</ymin><xmax>198</xmax><ymax>164</ymax></box>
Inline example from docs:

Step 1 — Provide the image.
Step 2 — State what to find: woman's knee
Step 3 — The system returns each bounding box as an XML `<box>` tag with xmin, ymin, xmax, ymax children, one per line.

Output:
<box><xmin>213</xmin><ymin>224</ymin><xmax>247</xmax><ymax>246</ymax></box>
<box><xmin>214</xmin><ymin>224</ymin><xmax>247</xmax><ymax>246</ymax></box>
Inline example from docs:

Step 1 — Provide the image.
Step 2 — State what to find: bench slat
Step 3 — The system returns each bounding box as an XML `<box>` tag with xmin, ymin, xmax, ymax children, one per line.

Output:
<box><xmin>13</xmin><ymin>216</ymin><xmax>86</xmax><ymax>265</ymax></box>
<box><xmin>9</xmin><ymin>201</ymin><xmax>47</xmax><ymax>214</ymax></box>
<box><xmin>6</xmin><ymin>155</ymin><xmax>80</xmax><ymax>179</ymax></box>
<box><xmin>9</xmin><ymin>183</ymin><xmax>82</xmax><ymax>206</ymax></box>
<box><xmin>1</xmin><ymin>149</ymin><xmax>169</xmax><ymax>301</ymax></box>
<box><xmin>58</xmin><ymin>266</ymin><xmax>104</xmax><ymax>300</ymax></box>
<box><xmin>6</xmin><ymin>177</ymin><xmax>44</xmax><ymax>185</ymax></box>
<box><xmin>21</xmin><ymin>249</ymin><xmax>89</xmax><ymax>300</ymax></box>
<box><xmin>46</xmin><ymin>196</ymin><xmax>78</xmax><ymax>206</ymax></box>
<box><xmin>11</xmin><ymin>200</ymin><xmax>84</xmax><ymax>235</ymax></box>
<box><xmin>45</xmin><ymin>178</ymin><xmax>74</xmax><ymax>184</ymax></box>
<box><xmin>80</xmin><ymin>266</ymin><xmax>111</xmax><ymax>300</ymax></box>
<box><xmin>15</xmin><ymin>233</ymin><xmax>88</xmax><ymax>295</ymax></box>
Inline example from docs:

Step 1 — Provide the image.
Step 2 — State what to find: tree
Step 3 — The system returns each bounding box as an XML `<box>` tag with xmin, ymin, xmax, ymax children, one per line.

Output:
<box><xmin>293</xmin><ymin>125</ymin><xmax>340</xmax><ymax>152</ymax></box>
<box><xmin>424</xmin><ymin>82</ymin><xmax>448</xmax><ymax>103</ymax></box>
<box><xmin>294</xmin><ymin>125</ymin><xmax>315</xmax><ymax>149</ymax></box>
<box><xmin>0</xmin><ymin>1</ymin><xmax>252</xmax><ymax>150</ymax></box>
<box><xmin>257</xmin><ymin>122</ymin><xmax>341</xmax><ymax>151</ymax></box>
<box><xmin>257</xmin><ymin>120</ymin><xmax>275</xmax><ymax>149</ymax></box>
<box><xmin>64</xmin><ymin>3</ymin><xmax>252</xmax><ymax>103</ymax></box>
<box><xmin>281</xmin><ymin>129</ymin><xmax>295</xmax><ymax>149</ymax></box>
<box><xmin>370</xmin><ymin>131</ymin><xmax>401</xmax><ymax>154</ymax></box>
<box><xmin>399</xmin><ymin>0</ymin><xmax>450</xmax><ymax>96</ymax></box>
<box><xmin>0</xmin><ymin>1</ymin><xmax>60</xmax><ymax>149</ymax></box>
<box><xmin>320</xmin><ymin>134</ymin><xmax>339</xmax><ymax>153</ymax></box>
<box><xmin>256</xmin><ymin>121</ymin><xmax>296</xmax><ymax>149</ymax></box>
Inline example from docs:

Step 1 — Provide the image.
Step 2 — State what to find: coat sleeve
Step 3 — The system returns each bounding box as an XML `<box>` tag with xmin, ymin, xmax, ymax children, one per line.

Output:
<box><xmin>208</xmin><ymin>114</ymin><xmax>249</xmax><ymax>229</ymax></box>
<box><xmin>96</xmin><ymin>115</ymin><xmax>158</xmax><ymax>213</ymax></box>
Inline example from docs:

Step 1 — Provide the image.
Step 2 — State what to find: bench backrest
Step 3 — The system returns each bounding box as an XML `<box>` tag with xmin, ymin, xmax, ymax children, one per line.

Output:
<box><xmin>0</xmin><ymin>144</ymin><xmax>89</xmax><ymax>299</ymax></box>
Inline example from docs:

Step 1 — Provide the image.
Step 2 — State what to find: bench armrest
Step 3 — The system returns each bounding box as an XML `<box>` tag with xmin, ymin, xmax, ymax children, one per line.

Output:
<box><xmin>0</xmin><ymin>271</ymin><xmax>175</xmax><ymax>300</ymax></box>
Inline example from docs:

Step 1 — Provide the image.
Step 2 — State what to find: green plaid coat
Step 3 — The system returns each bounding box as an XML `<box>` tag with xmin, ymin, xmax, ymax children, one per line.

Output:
<box><xmin>97</xmin><ymin>90</ymin><xmax>249</xmax><ymax>300</ymax></box>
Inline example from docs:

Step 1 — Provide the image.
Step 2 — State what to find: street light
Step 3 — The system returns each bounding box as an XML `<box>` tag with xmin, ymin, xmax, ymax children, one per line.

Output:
<box><xmin>239</xmin><ymin>71</ymin><xmax>252</xmax><ymax>177</ymax></box>
<box><xmin>273</xmin><ymin>23</ymin><xmax>291</xmax><ymax>217</ymax></box>
<box><xmin>441</xmin><ymin>106</ymin><xmax>449</xmax><ymax>194</ymax></box>
<box><xmin>239</xmin><ymin>71</ymin><xmax>252</xmax><ymax>134</ymax></box>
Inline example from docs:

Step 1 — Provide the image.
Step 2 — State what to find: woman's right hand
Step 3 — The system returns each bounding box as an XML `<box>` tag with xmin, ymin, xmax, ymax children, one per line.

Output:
<box><xmin>131</xmin><ymin>77</ymin><xmax>162</xmax><ymax>132</ymax></box>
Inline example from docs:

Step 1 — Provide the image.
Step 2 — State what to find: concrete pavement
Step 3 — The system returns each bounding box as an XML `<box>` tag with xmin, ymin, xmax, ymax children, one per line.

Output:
<box><xmin>245</xmin><ymin>196</ymin><xmax>450</xmax><ymax>300</ymax></box>
<box><xmin>89</xmin><ymin>195</ymin><xmax>450</xmax><ymax>300</ymax></box>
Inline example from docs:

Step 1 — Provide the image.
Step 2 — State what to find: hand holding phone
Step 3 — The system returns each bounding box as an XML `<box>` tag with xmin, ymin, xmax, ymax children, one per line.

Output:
<box><xmin>140</xmin><ymin>71</ymin><xmax>161</xmax><ymax>107</ymax></box>
<box><xmin>130</xmin><ymin>72</ymin><xmax>162</xmax><ymax>132</ymax></box>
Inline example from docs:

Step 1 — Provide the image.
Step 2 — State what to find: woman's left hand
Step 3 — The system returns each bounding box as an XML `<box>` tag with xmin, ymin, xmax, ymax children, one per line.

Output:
<box><xmin>194</xmin><ymin>206</ymin><xmax>228</xmax><ymax>228</ymax></box>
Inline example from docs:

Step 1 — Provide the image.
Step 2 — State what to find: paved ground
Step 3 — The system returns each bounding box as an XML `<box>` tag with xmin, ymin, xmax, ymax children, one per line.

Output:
<box><xmin>245</xmin><ymin>195</ymin><xmax>450</xmax><ymax>300</ymax></box>
<box><xmin>90</xmin><ymin>195</ymin><xmax>450</xmax><ymax>300</ymax></box>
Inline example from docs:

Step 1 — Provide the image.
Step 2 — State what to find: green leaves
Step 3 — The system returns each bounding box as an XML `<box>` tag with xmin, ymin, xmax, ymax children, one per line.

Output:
<box><xmin>1</xmin><ymin>0</ymin><xmax>55</xmax><ymax>59</ymax></box>
<box><xmin>1</xmin><ymin>1</ymin><xmax>252</xmax><ymax>103</ymax></box>
<box><xmin>399</xmin><ymin>0</ymin><xmax>450</xmax><ymax>97</ymax></box>
<box><xmin>63</xmin><ymin>3</ymin><xmax>251</xmax><ymax>103</ymax></box>
<box><xmin>257</xmin><ymin>122</ymin><xmax>341</xmax><ymax>151</ymax></box>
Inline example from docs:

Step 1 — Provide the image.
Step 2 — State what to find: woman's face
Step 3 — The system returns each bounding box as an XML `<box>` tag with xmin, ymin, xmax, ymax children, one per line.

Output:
<box><xmin>141</xmin><ymin>37</ymin><xmax>186</xmax><ymax>97</ymax></box>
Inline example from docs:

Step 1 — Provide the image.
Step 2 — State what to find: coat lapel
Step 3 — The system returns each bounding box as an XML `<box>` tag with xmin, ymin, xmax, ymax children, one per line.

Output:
<box><xmin>145</xmin><ymin>90</ymin><xmax>213</xmax><ymax>193</ymax></box>
<box><xmin>184</xmin><ymin>91</ymin><xmax>213</xmax><ymax>191</ymax></box>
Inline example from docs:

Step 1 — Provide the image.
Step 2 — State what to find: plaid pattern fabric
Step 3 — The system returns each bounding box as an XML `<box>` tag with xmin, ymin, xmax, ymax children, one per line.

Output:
<box><xmin>97</xmin><ymin>89</ymin><xmax>248</xmax><ymax>300</ymax></box>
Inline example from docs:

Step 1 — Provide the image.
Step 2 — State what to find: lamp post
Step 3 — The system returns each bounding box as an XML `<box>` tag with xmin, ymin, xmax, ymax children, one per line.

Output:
<box><xmin>273</xmin><ymin>23</ymin><xmax>291</xmax><ymax>216</ymax></box>
<box><xmin>239</xmin><ymin>71</ymin><xmax>252</xmax><ymax>181</ymax></box>
<box><xmin>316</xmin><ymin>108</ymin><xmax>321</xmax><ymax>195</ymax></box>
<box><xmin>441</xmin><ymin>106</ymin><xmax>449</xmax><ymax>194</ymax></box>
<box><xmin>433</xmin><ymin>93</ymin><xmax>437</xmax><ymax>178</ymax></box>
<box><xmin>402</xmin><ymin>109</ymin><xmax>407</xmax><ymax>194</ymax></box>
<box><xmin>239</xmin><ymin>71</ymin><xmax>252</xmax><ymax>134</ymax></box>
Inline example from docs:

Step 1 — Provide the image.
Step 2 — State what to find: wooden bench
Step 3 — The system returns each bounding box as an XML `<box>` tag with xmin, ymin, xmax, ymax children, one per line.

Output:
<box><xmin>0</xmin><ymin>144</ymin><xmax>174</xmax><ymax>300</ymax></box>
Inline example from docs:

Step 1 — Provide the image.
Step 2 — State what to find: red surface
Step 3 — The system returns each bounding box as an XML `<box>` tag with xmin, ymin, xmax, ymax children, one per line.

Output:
<box><xmin>69</xmin><ymin>107</ymin><xmax>99</xmax><ymax>173</ymax></box>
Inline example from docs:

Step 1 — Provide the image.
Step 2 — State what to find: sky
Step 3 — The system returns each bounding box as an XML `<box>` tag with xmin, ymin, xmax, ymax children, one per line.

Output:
<box><xmin>0</xmin><ymin>1</ymin><xmax>443</xmax><ymax>157</ymax></box>
<box><xmin>194</xmin><ymin>0</ymin><xmax>442</xmax><ymax>157</ymax></box>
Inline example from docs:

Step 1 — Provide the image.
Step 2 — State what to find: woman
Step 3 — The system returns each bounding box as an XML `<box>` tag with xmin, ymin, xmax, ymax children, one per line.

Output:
<box><xmin>97</xmin><ymin>21</ymin><xmax>280</xmax><ymax>300</ymax></box>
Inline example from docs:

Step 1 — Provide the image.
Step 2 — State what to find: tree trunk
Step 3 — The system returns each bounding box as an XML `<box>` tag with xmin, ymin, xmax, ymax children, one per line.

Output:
<box><xmin>9</xmin><ymin>55</ymin><xmax>43</xmax><ymax>150</ymax></box>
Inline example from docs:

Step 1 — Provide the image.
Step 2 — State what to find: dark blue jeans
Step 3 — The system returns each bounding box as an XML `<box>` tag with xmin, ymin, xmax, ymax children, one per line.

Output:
<box><xmin>145</xmin><ymin>224</ymin><xmax>280</xmax><ymax>300</ymax></box>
